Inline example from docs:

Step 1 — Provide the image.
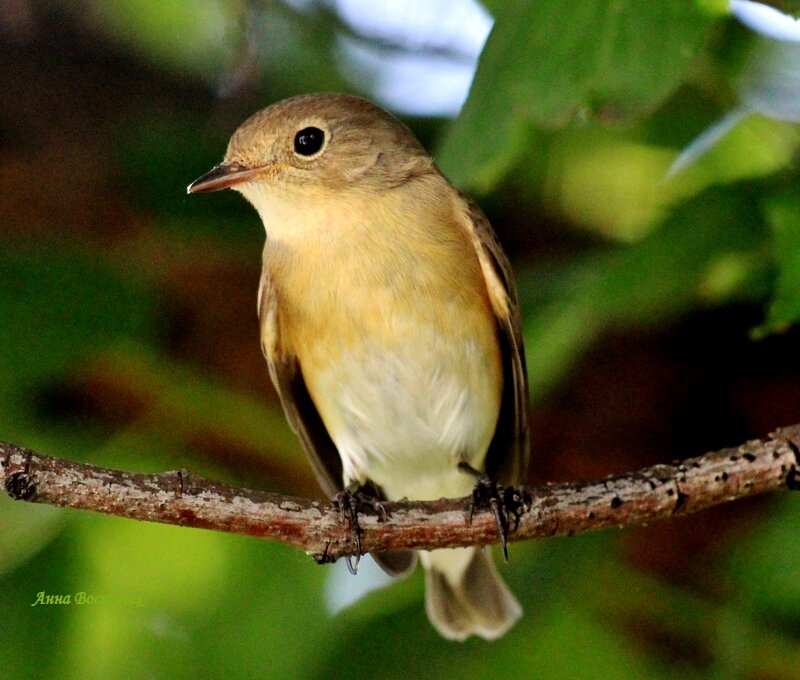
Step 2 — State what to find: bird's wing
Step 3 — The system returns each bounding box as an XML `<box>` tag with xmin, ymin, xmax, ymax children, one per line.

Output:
<box><xmin>257</xmin><ymin>271</ymin><xmax>342</xmax><ymax>497</ymax></box>
<box><xmin>455</xmin><ymin>196</ymin><xmax>530</xmax><ymax>485</ymax></box>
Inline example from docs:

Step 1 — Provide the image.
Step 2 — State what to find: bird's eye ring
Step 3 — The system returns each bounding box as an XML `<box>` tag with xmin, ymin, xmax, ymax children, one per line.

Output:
<box><xmin>294</xmin><ymin>127</ymin><xmax>325</xmax><ymax>157</ymax></box>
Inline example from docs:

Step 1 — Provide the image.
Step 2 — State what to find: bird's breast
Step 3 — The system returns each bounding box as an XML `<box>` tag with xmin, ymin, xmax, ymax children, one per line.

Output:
<box><xmin>260</xmin><ymin>187</ymin><xmax>503</xmax><ymax>499</ymax></box>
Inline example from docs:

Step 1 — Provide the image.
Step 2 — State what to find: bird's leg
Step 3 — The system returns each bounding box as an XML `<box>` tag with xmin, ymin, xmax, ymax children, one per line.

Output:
<box><xmin>459</xmin><ymin>462</ymin><xmax>507</xmax><ymax>544</ymax></box>
<box><xmin>501</xmin><ymin>484</ymin><xmax>532</xmax><ymax>533</ymax></box>
<box><xmin>458</xmin><ymin>462</ymin><xmax>531</xmax><ymax>562</ymax></box>
<box><xmin>332</xmin><ymin>488</ymin><xmax>362</xmax><ymax>574</ymax></box>
<box><xmin>332</xmin><ymin>482</ymin><xmax>388</xmax><ymax>574</ymax></box>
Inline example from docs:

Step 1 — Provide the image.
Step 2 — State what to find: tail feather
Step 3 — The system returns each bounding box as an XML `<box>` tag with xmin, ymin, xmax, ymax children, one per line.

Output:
<box><xmin>372</xmin><ymin>550</ymin><xmax>417</xmax><ymax>576</ymax></box>
<box><xmin>422</xmin><ymin>547</ymin><xmax>521</xmax><ymax>641</ymax></box>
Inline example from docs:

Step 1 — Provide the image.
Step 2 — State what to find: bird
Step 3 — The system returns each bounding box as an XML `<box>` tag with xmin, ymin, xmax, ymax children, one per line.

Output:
<box><xmin>187</xmin><ymin>93</ymin><xmax>530</xmax><ymax>641</ymax></box>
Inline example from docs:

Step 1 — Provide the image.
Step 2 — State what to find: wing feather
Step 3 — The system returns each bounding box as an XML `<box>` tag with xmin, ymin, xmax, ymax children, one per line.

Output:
<box><xmin>258</xmin><ymin>272</ymin><xmax>342</xmax><ymax>497</ymax></box>
<box><xmin>454</xmin><ymin>196</ymin><xmax>530</xmax><ymax>485</ymax></box>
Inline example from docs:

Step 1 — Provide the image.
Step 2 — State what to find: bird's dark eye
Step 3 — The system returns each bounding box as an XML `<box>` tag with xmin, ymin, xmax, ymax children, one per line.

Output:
<box><xmin>294</xmin><ymin>127</ymin><xmax>325</xmax><ymax>156</ymax></box>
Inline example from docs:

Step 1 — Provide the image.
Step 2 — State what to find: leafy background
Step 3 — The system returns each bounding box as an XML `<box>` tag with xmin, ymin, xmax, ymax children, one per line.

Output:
<box><xmin>2</xmin><ymin>1</ymin><xmax>800</xmax><ymax>678</ymax></box>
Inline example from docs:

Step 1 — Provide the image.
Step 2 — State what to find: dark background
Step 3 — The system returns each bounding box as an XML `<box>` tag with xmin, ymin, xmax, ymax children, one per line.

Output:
<box><xmin>2</xmin><ymin>1</ymin><xmax>800</xmax><ymax>678</ymax></box>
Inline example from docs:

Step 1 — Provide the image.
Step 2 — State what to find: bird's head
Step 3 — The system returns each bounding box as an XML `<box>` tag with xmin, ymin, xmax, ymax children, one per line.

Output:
<box><xmin>187</xmin><ymin>93</ymin><xmax>434</xmax><ymax>203</ymax></box>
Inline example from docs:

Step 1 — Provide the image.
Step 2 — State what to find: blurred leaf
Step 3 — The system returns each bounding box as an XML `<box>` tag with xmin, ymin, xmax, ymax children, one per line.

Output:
<box><xmin>540</xmin><ymin>127</ymin><xmax>677</xmax><ymax>241</ymax></box>
<box><xmin>669</xmin><ymin>33</ymin><xmax>800</xmax><ymax>176</ymax></box>
<box><xmin>0</xmin><ymin>531</ymin><xmax>78</xmax><ymax>680</ymax></box>
<box><xmin>0</xmin><ymin>247</ymin><xmax>155</xmax><ymax>394</ymax></box>
<box><xmin>117</xmin><ymin>116</ymin><xmax>245</xmax><ymax>220</ymax></box>
<box><xmin>86</xmin><ymin>0</ymin><xmax>239</xmax><ymax>83</ymax></box>
<box><xmin>753</xmin><ymin>187</ymin><xmax>800</xmax><ymax>337</ymax></box>
<box><xmin>0</xmin><ymin>494</ymin><xmax>65</xmax><ymax>580</ymax></box>
<box><xmin>725</xmin><ymin>497</ymin><xmax>800</xmax><ymax>643</ymax></box>
<box><xmin>59</xmin><ymin>517</ymin><xmax>232</xmax><ymax>680</ymax></box>
<box><xmin>593</xmin><ymin>552</ymin><xmax>800</xmax><ymax>679</ymax></box>
<box><xmin>520</xmin><ymin>185</ymin><xmax>770</xmax><ymax>395</ymax></box>
<box><xmin>14</xmin><ymin>509</ymin><xmax>336</xmax><ymax>680</ymax></box>
<box><xmin>667</xmin><ymin>107</ymin><xmax>753</xmax><ymax>178</ymax></box>
<box><xmin>500</xmin><ymin>114</ymin><xmax>797</xmax><ymax>245</ymax></box>
<box><xmin>737</xmin><ymin>39</ymin><xmax>800</xmax><ymax>122</ymax></box>
<box><xmin>85</xmin><ymin>341</ymin><xmax>309</xmax><ymax>491</ymax></box>
<box><xmin>667</xmin><ymin>111</ymin><xmax>800</xmax><ymax>184</ymax></box>
<box><xmin>439</xmin><ymin>0</ymin><xmax>722</xmax><ymax>190</ymax></box>
<box><xmin>246</xmin><ymin>2</ymin><xmax>354</xmax><ymax>98</ymax></box>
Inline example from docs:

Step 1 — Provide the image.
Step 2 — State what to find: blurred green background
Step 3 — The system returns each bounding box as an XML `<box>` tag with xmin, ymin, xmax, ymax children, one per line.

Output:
<box><xmin>2</xmin><ymin>1</ymin><xmax>800</xmax><ymax>678</ymax></box>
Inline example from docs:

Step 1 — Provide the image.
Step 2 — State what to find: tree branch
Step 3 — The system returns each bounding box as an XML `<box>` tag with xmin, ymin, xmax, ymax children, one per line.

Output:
<box><xmin>2</xmin><ymin>426</ymin><xmax>799</xmax><ymax>563</ymax></box>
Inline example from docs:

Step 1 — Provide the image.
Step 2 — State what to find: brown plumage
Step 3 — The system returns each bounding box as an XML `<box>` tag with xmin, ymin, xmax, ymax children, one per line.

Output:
<box><xmin>188</xmin><ymin>93</ymin><xmax>530</xmax><ymax>640</ymax></box>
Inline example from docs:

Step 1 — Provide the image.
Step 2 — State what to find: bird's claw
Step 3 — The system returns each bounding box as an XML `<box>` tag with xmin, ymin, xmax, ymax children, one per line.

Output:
<box><xmin>332</xmin><ymin>487</ymin><xmax>388</xmax><ymax>574</ymax></box>
<box><xmin>467</xmin><ymin>474</ymin><xmax>531</xmax><ymax>562</ymax></box>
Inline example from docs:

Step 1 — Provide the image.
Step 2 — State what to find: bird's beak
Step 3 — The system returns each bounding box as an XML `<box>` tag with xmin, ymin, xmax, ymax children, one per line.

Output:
<box><xmin>186</xmin><ymin>162</ymin><xmax>265</xmax><ymax>194</ymax></box>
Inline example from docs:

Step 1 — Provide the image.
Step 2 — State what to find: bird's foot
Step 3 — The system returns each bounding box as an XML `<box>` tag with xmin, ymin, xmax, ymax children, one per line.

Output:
<box><xmin>332</xmin><ymin>486</ymin><xmax>388</xmax><ymax>574</ymax></box>
<box><xmin>459</xmin><ymin>462</ymin><xmax>531</xmax><ymax>562</ymax></box>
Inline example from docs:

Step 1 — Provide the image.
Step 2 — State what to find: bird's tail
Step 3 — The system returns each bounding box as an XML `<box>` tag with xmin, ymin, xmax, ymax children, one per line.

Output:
<box><xmin>420</xmin><ymin>547</ymin><xmax>521</xmax><ymax>641</ymax></box>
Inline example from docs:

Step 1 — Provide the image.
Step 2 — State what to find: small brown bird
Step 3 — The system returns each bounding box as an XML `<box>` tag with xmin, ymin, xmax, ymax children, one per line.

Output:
<box><xmin>188</xmin><ymin>93</ymin><xmax>529</xmax><ymax>640</ymax></box>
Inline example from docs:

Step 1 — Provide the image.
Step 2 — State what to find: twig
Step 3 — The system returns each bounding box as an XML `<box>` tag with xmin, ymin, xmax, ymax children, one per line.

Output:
<box><xmin>2</xmin><ymin>426</ymin><xmax>799</xmax><ymax>563</ymax></box>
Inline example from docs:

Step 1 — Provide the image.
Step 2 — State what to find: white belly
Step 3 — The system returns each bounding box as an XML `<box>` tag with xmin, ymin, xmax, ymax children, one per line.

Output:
<box><xmin>306</xmin><ymin>335</ymin><xmax>501</xmax><ymax>502</ymax></box>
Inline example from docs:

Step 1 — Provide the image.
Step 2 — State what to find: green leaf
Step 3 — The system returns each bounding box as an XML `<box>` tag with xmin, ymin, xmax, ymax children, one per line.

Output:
<box><xmin>519</xmin><ymin>185</ymin><xmax>770</xmax><ymax>396</ymax></box>
<box><xmin>0</xmin><ymin>247</ymin><xmax>156</xmax><ymax>393</ymax></box>
<box><xmin>439</xmin><ymin>0</ymin><xmax>722</xmax><ymax>190</ymax></box>
<box><xmin>753</xmin><ymin>188</ymin><xmax>800</xmax><ymax>337</ymax></box>
<box><xmin>85</xmin><ymin>341</ymin><xmax>304</xmax><ymax>486</ymax></box>
<box><xmin>726</xmin><ymin>497</ymin><xmax>800</xmax><ymax>621</ymax></box>
<box><xmin>0</xmin><ymin>494</ymin><xmax>65</xmax><ymax>581</ymax></box>
<box><xmin>86</xmin><ymin>0</ymin><xmax>239</xmax><ymax>83</ymax></box>
<box><xmin>35</xmin><ymin>514</ymin><xmax>334</xmax><ymax>680</ymax></box>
